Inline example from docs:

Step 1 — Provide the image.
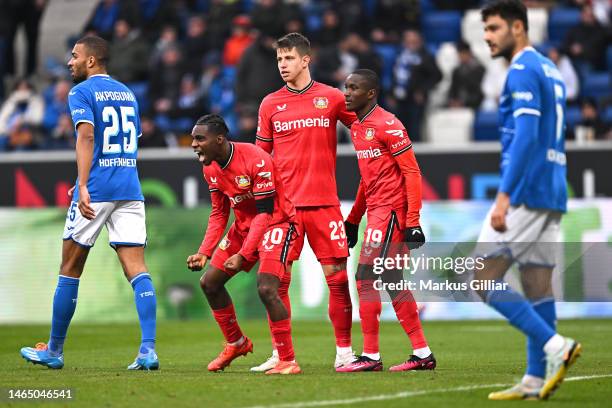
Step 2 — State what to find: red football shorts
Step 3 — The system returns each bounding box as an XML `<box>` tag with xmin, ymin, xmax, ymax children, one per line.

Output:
<box><xmin>210</xmin><ymin>221</ymin><xmax>296</xmax><ymax>278</ymax></box>
<box><xmin>290</xmin><ymin>206</ymin><xmax>349</xmax><ymax>262</ymax></box>
<box><xmin>359</xmin><ymin>206</ymin><xmax>406</xmax><ymax>265</ymax></box>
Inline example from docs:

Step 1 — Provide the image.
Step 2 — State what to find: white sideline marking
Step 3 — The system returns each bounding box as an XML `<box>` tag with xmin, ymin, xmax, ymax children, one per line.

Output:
<box><xmin>243</xmin><ymin>374</ymin><xmax>612</xmax><ymax>408</ymax></box>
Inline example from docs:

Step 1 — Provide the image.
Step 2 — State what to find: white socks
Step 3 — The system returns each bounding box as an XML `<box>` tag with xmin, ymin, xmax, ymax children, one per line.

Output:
<box><xmin>336</xmin><ymin>346</ymin><xmax>353</xmax><ymax>355</ymax></box>
<box><xmin>362</xmin><ymin>352</ymin><xmax>380</xmax><ymax>360</ymax></box>
<box><xmin>543</xmin><ymin>334</ymin><xmax>565</xmax><ymax>355</ymax></box>
<box><xmin>413</xmin><ymin>346</ymin><xmax>432</xmax><ymax>359</ymax></box>
<box><xmin>522</xmin><ymin>374</ymin><xmax>544</xmax><ymax>389</ymax></box>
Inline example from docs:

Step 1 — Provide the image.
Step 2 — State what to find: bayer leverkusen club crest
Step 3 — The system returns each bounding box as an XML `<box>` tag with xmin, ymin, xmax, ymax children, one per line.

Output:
<box><xmin>365</xmin><ymin>128</ymin><xmax>376</xmax><ymax>140</ymax></box>
<box><xmin>313</xmin><ymin>97</ymin><xmax>329</xmax><ymax>109</ymax></box>
<box><xmin>235</xmin><ymin>175</ymin><xmax>251</xmax><ymax>189</ymax></box>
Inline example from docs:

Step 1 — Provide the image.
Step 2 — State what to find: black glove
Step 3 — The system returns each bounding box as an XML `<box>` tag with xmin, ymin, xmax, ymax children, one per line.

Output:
<box><xmin>344</xmin><ymin>220</ymin><xmax>359</xmax><ymax>248</ymax></box>
<box><xmin>404</xmin><ymin>226</ymin><xmax>425</xmax><ymax>249</ymax></box>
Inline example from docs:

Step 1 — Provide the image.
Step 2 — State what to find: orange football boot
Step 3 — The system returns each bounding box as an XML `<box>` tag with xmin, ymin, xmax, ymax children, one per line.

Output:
<box><xmin>265</xmin><ymin>360</ymin><xmax>302</xmax><ymax>375</ymax></box>
<box><xmin>207</xmin><ymin>337</ymin><xmax>253</xmax><ymax>372</ymax></box>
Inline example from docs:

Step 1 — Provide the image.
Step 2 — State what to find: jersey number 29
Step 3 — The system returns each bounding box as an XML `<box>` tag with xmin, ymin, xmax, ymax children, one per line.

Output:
<box><xmin>102</xmin><ymin>106</ymin><xmax>137</xmax><ymax>154</ymax></box>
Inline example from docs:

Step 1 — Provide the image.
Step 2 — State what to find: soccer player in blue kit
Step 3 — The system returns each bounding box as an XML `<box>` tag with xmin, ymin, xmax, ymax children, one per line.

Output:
<box><xmin>474</xmin><ymin>0</ymin><xmax>581</xmax><ymax>400</ymax></box>
<box><xmin>20</xmin><ymin>36</ymin><xmax>158</xmax><ymax>370</ymax></box>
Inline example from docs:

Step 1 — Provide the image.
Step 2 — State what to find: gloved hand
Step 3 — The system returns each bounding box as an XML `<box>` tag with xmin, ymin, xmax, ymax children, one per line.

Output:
<box><xmin>404</xmin><ymin>226</ymin><xmax>425</xmax><ymax>249</ymax></box>
<box><xmin>344</xmin><ymin>220</ymin><xmax>359</xmax><ymax>248</ymax></box>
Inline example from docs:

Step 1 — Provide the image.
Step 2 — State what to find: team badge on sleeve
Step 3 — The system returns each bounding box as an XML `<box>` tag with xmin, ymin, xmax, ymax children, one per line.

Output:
<box><xmin>219</xmin><ymin>236</ymin><xmax>230</xmax><ymax>250</ymax></box>
<box><xmin>235</xmin><ymin>175</ymin><xmax>251</xmax><ymax>189</ymax></box>
<box><xmin>313</xmin><ymin>97</ymin><xmax>329</xmax><ymax>109</ymax></box>
<box><xmin>365</xmin><ymin>128</ymin><xmax>376</xmax><ymax>140</ymax></box>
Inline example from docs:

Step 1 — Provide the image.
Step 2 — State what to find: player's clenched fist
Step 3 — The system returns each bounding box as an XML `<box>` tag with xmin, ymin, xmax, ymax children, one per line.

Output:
<box><xmin>404</xmin><ymin>226</ymin><xmax>426</xmax><ymax>249</ymax></box>
<box><xmin>344</xmin><ymin>221</ymin><xmax>359</xmax><ymax>248</ymax></box>
<box><xmin>187</xmin><ymin>253</ymin><xmax>208</xmax><ymax>271</ymax></box>
<box><xmin>224</xmin><ymin>254</ymin><xmax>244</xmax><ymax>273</ymax></box>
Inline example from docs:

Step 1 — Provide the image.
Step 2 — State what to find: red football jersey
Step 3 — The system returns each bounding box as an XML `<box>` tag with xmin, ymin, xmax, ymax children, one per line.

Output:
<box><xmin>350</xmin><ymin>105</ymin><xmax>421</xmax><ymax>223</ymax></box>
<box><xmin>198</xmin><ymin>142</ymin><xmax>296</xmax><ymax>255</ymax></box>
<box><xmin>256</xmin><ymin>80</ymin><xmax>357</xmax><ymax>207</ymax></box>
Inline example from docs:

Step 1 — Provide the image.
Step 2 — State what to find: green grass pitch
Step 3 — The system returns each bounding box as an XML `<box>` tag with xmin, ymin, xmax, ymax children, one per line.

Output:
<box><xmin>2</xmin><ymin>319</ymin><xmax>611</xmax><ymax>407</ymax></box>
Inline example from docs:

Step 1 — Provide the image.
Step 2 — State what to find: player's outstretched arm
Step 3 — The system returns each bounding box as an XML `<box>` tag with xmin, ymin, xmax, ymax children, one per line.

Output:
<box><xmin>75</xmin><ymin>122</ymin><xmax>96</xmax><ymax>220</ymax></box>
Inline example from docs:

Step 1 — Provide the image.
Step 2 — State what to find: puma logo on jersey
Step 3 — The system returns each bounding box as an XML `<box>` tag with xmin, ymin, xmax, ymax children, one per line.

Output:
<box><xmin>256</xmin><ymin>160</ymin><xmax>265</xmax><ymax>168</ymax></box>
<box><xmin>385</xmin><ymin>129</ymin><xmax>404</xmax><ymax>137</ymax></box>
<box><xmin>277</xmin><ymin>104</ymin><xmax>287</xmax><ymax>111</ymax></box>
<box><xmin>385</xmin><ymin>120</ymin><xmax>395</xmax><ymax>125</ymax></box>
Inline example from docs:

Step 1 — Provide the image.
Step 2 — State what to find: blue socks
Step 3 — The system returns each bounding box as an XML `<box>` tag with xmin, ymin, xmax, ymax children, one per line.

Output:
<box><xmin>526</xmin><ymin>298</ymin><xmax>556</xmax><ymax>378</ymax></box>
<box><xmin>130</xmin><ymin>273</ymin><xmax>157</xmax><ymax>354</ymax></box>
<box><xmin>48</xmin><ymin>275</ymin><xmax>80</xmax><ymax>356</ymax></box>
<box><xmin>485</xmin><ymin>283</ymin><xmax>556</xmax><ymax>347</ymax></box>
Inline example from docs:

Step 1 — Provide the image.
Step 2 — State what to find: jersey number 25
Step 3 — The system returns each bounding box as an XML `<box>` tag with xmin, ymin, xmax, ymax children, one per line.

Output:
<box><xmin>102</xmin><ymin>106</ymin><xmax>137</xmax><ymax>154</ymax></box>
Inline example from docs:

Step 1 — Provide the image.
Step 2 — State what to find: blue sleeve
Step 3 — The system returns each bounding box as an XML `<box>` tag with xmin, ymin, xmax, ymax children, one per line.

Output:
<box><xmin>68</xmin><ymin>86</ymin><xmax>94</xmax><ymax>132</ymax></box>
<box><xmin>508</xmin><ymin>66</ymin><xmax>541</xmax><ymax>118</ymax></box>
<box><xmin>499</xmin><ymin>112</ymin><xmax>540</xmax><ymax>195</ymax></box>
<box><xmin>499</xmin><ymin>67</ymin><xmax>542</xmax><ymax>195</ymax></box>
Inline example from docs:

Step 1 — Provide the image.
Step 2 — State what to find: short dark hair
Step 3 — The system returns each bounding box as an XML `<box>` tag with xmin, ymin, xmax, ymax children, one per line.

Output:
<box><xmin>75</xmin><ymin>35</ymin><xmax>110</xmax><ymax>66</ymax></box>
<box><xmin>352</xmin><ymin>69</ymin><xmax>380</xmax><ymax>93</ymax></box>
<box><xmin>196</xmin><ymin>114</ymin><xmax>229</xmax><ymax>136</ymax></box>
<box><xmin>481</xmin><ymin>0</ymin><xmax>529</xmax><ymax>32</ymax></box>
<box><xmin>274</xmin><ymin>32</ymin><xmax>311</xmax><ymax>56</ymax></box>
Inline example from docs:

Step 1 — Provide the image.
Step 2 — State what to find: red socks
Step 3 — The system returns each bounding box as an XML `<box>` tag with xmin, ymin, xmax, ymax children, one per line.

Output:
<box><xmin>392</xmin><ymin>291</ymin><xmax>428</xmax><ymax>349</ymax></box>
<box><xmin>269</xmin><ymin>318</ymin><xmax>295</xmax><ymax>361</ymax></box>
<box><xmin>278</xmin><ymin>268</ymin><xmax>292</xmax><ymax>318</ymax></box>
<box><xmin>325</xmin><ymin>270</ymin><xmax>353</xmax><ymax>347</ymax></box>
<box><xmin>212</xmin><ymin>304</ymin><xmax>243</xmax><ymax>343</ymax></box>
<box><xmin>357</xmin><ymin>280</ymin><xmax>382</xmax><ymax>354</ymax></box>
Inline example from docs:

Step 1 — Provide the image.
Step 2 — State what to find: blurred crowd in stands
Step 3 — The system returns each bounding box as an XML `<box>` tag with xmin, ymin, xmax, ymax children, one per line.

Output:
<box><xmin>0</xmin><ymin>0</ymin><xmax>610</xmax><ymax>151</ymax></box>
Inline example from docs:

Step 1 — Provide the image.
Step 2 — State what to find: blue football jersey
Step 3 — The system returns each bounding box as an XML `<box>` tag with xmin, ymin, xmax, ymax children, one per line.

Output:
<box><xmin>68</xmin><ymin>74</ymin><xmax>144</xmax><ymax>202</ymax></box>
<box><xmin>498</xmin><ymin>47</ymin><xmax>567</xmax><ymax>212</ymax></box>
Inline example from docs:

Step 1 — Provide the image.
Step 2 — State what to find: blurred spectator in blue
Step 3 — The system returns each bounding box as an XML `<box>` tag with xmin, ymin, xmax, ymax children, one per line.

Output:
<box><xmin>3</xmin><ymin>0</ymin><xmax>47</xmax><ymax>77</ymax></box>
<box><xmin>149</xmin><ymin>25</ymin><xmax>179</xmax><ymax>69</ymax></box>
<box><xmin>223</xmin><ymin>15</ymin><xmax>255</xmax><ymax>66</ymax></box>
<box><xmin>182</xmin><ymin>15</ymin><xmax>212</xmax><ymax>75</ymax></box>
<box><xmin>574</xmin><ymin>98</ymin><xmax>611</xmax><ymax>141</ymax></box>
<box><xmin>108</xmin><ymin>19</ymin><xmax>150</xmax><ymax>83</ymax></box>
<box><xmin>41</xmin><ymin>79</ymin><xmax>70</xmax><ymax>142</ymax></box>
<box><xmin>448</xmin><ymin>41</ymin><xmax>485</xmax><ymax>110</ymax></box>
<box><xmin>206</xmin><ymin>0</ymin><xmax>241</xmax><ymax>50</ymax></box>
<box><xmin>316</xmin><ymin>32</ymin><xmax>382</xmax><ymax>89</ymax></box>
<box><xmin>547</xmin><ymin>47</ymin><xmax>579</xmax><ymax>103</ymax></box>
<box><xmin>315</xmin><ymin>9</ymin><xmax>343</xmax><ymax>47</ymax></box>
<box><xmin>149</xmin><ymin>46</ymin><xmax>186</xmax><ymax>121</ymax></box>
<box><xmin>235</xmin><ymin>31</ymin><xmax>284</xmax><ymax>119</ymax></box>
<box><xmin>391</xmin><ymin>29</ymin><xmax>441</xmax><ymax>142</ymax></box>
<box><xmin>562</xmin><ymin>5</ymin><xmax>610</xmax><ymax>71</ymax></box>
<box><xmin>139</xmin><ymin>115</ymin><xmax>172</xmax><ymax>148</ymax></box>
<box><xmin>169</xmin><ymin>74</ymin><xmax>206</xmax><ymax>123</ymax></box>
<box><xmin>83</xmin><ymin>0</ymin><xmax>138</xmax><ymax>41</ymax></box>
<box><xmin>0</xmin><ymin>78</ymin><xmax>44</xmax><ymax>150</ymax></box>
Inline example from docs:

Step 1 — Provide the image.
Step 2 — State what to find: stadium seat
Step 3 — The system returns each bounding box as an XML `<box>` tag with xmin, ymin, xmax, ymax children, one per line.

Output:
<box><xmin>547</xmin><ymin>8</ymin><xmax>581</xmax><ymax>45</ymax></box>
<box><xmin>607</xmin><ymin>46</ymin><xmax>612</xmax><ymax>71</ymax></box>
<box><xmin>422</xmin><ymin>11</ymin><xmax>462</xmax><ymax>46</ymax></box>
<box><xmin>426</xmin><ymin>108</ymin><xmax>474</xmax><ymax>144</ymax></box>
<box><xmin>373</xmin><ymin>44</ymin><xmax>400</xmax><ymax>92</ymax></box>
<box><xmin>473</xmin><ymin>110</ymin><xmax>499</xmax><ymax>141</ymax></box>
<box><xmin>581</xmin><ymin>72</ymin><xmax>611</xmax><ymax>100</ymax></box>
<box><xmin>602</xmin><ymin>106</ymin><xmax>612</xmax><ymax>124</ymax></box>
<box><xmin>462</xmin><ymin>10</ymin><xmax>486</xmax><ymax>51</ymax></box>
<box><xmin>565</xmin><ymin>105</ymin><xmax>582</xmax><ymax>129</ymax></box>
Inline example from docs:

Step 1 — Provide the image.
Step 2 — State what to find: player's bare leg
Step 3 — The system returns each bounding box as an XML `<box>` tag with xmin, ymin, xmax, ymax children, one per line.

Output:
<box><xmin>321</xmin><ymin>260</ymin><xmax>354</xmax><ymax>368</ymax></box>
<box><xmin>116</xmin><ymin>246</ymin><xmax>159</xmax><ymax>370</ymax></box>
<box><xmin>258</xmin><ymin>272</ymin><xmax>300</xmax><ymax>375</ymax></box>
<box><xmin>21</xmin><ymin>240</ymin><xmax>89</xmax><ymax>369</ymax></box>
<box><xmin>201</xmin><ymin>266</ymin><xmax>252</xmax><ymax>371</ymax></box>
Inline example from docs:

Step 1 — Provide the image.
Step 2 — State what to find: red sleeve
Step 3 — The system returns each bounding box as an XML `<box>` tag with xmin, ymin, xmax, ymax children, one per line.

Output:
<box><xmin>255</xmin><ymin>100</ymin><xmax>274</xmax><ymax>152</ymax></box>
<box><xmin>395</xmin><ymin>150</ymin><xmax>422</xmax><ymax>227</ymax></box>
<box><xmin>239</xmin><ymin>212</ymin><xmax>272</xmax><ymax>262</ymax></box>
<box><xmin>238</xmin><ymin>150</ymin><xmax>277</xmax><ymax>262</ymax></box>
<box><xmin>198</xmin><ymin>191</ymin><xmax>230</xmax><ymax>256</ymax></box>
<box><xmin>378</xmin><ymin>121</ymin><xmax>422</xmax><ymax>227</ymax></box>
<box><xmin>347</xmin><ymin>179</ymin><xmax>366</xmax><ymax>224</ymax></box>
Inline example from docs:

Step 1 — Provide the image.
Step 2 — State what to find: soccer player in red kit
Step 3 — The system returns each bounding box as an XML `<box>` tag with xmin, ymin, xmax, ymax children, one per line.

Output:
<box><xmin>253</xmin><ymin>32</ymin><xmax>357</xmax><ymax>371</ymax></box>
<box><xmin>338</xmin><ymin>69</ymin><xmax>436</xmax><ymax>372</ymax></box>
<box><xmin>186</xmin><ymin>114</ymin><xmax>301</xmax><ymax>375</ymax></box>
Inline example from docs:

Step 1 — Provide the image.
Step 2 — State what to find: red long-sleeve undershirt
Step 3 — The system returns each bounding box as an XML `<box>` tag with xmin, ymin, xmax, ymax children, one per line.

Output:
<box><xmin>198</xmin><ymin>191</ymin><xmax>230</xmax><ymax>256</ymax></box>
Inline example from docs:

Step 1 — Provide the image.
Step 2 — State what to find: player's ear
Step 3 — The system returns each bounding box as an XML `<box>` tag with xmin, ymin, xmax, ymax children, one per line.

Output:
<box><xmin>302</xmin><ymin>54</ymin><xmax>311</xmax><ymax>67</ymax></box>
<box><xmin>87</xmin><ymin>55</ymin><xmax>96</xmax><ymax>69</ymax></box>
